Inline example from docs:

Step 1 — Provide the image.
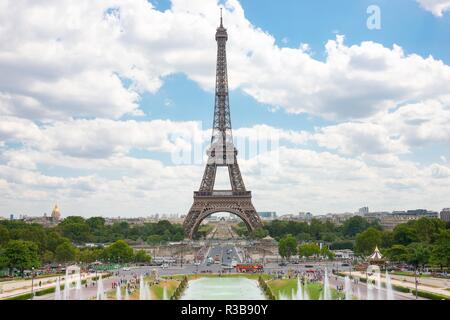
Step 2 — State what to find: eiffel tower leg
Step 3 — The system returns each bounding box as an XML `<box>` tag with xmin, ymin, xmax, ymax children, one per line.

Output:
<box><xmin>228</xmin><ymin>161</ymin><xmax>246</xmax><ymax>192</ymax></box>
<box><xmin>183</xmin><ymin>195</ymin><xmax>263</xmax><ymax>239</ymax></box>
<box><xmin>199</xmin><ymin>164</ymin><xmax>216</xmax><ymax>192</ymax></box>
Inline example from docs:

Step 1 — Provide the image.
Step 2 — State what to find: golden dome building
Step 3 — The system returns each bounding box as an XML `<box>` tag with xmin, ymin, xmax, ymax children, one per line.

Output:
<box><xmin>51</xmin><ymin>204</ymin><xmax>61</xmax><ymax>222</ymax></box>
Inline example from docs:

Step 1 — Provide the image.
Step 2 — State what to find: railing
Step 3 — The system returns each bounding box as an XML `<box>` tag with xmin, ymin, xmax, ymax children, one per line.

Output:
<box><xmin>194</xmin><ymin>191</ymin><xmax>251</xmax><ymax>197</ymax></box>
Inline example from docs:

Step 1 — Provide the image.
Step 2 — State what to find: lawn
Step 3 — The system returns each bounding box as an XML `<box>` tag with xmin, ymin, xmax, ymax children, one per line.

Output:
<box><xmin>107</xmin><ymin>278</ymin><xmax>180</xmax><ymax>300</ymax></box>
<box><xmin>267</xmin><ymin>279</ymin><xmax>344</xmax><ymax>300</ymax></box>
<box><xmin>168</xmin><ymin>273</ymin><xmax>273</xmax><ymax>281</ymax></box>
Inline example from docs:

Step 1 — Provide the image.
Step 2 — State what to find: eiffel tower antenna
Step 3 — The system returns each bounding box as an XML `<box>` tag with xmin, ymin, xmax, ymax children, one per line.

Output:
<box><xmin>183</xmin><ymin>11</ymin><xmax>262</xmax><ymax>239</ymax></box>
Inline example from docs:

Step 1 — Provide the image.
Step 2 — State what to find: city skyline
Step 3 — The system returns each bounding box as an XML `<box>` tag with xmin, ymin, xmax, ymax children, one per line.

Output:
<box><xmin>1</xmin><ymin>203</ymin><xmax>446</xmax><ymax>220</ymax></box>
<box><xmin>1</xmin><ymin>0</ymin><xmax>450</xmax><ymax>217</ymax></box>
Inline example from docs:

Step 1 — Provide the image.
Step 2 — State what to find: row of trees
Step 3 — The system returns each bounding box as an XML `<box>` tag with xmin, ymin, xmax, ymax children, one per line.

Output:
<box><xmin>278</xmin><ymin>235</ymin><xmax>334</xmax><ymax>260</ymax></box>
<box><xmin>0</xmin><ymin>217</ymin><xmax>183</xmax><ymax>276</ymax></box>
<box><xmin>0</xmin><ymin>239</ymin><xmax>151</xmax><ymax>276</ymax></box>
<box><xmin>354</xmin><ymin>220</ymin><xmax>449</xmax><ymax>268</ymax></box>
<box><xmin>272</xmin><ymin>217</ymin><xmax>449</xmax><ymax>268</ymax></box>
<box><xmin>264</xmin><ymin>216</ymin><xmax>381</xmax><ymax>243</ymax></box>
<box><xmin>57</xmin><ymin>217</ymin><xmax>185</xmax><ymax>244</ymax></box>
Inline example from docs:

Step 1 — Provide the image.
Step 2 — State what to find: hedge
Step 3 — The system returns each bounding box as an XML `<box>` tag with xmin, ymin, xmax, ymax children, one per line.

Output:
<box><xmin>4</xmin><ymin>273</ymin><xmax>111</xmax><ymax>300</ymax></box>
<box><xmin>171</xmin><ymin>276</ymin><xmax>188</xmax><ymax>300</ymax></box>
<box><xmin>412</xmin><ymin>290</ymin><xmax>450</xmax><ymax>300</ymax></box>
<box><xmin>258</xmin><ymin>276</ymin><xmax>275</xmax><ymax>300</ymax></box>
<box><xmin>5</xmin><ymin>293</ymin><xmax>33</xmax><ymax>300</ymax></box>
<box><xmin>391</xmin><ymin>284</ymin><xmax>411</xmax><ymax>293</ymax></box>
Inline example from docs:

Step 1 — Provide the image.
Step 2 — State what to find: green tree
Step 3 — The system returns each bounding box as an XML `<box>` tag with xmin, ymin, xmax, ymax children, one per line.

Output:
<box><xmin>55</xmin><ymin>241</ymin><xmax>78</xmax><ymax>263</ymax></box>
<box><xmin>0</xmin><ymin>224</ymin><xmax>10</xmax><ymax>245</ymax></box>
<box><xmin>134</xmin><ymin>249</ymin><xmax>152</xmax><ymax>263</ymax></box>
<box><xmin>407</xmin><ymin>243</ymin><xmax>431</xmax><ymax>269</ymax></box>
<box><xmin>341</xmin><ymin>216</ymin><xmax>370</xmax><ymax>238</ymax></box>
<box><xmin>58</xmin><ymin>217</ymin><xmax>91</xmax><ymax>243</ymax></box>
<box><xmin>330</xmin><ymin>240</ymin><xmax>354</xmax><ymax>250</ymax></box>
<box><xmin>41</xmin><ymin>250</ymin><xmax>55</xmax><ymax>264</ymax></box>
<box><xmin>45</xmin><ymin>230</ymin><xmax>67</xmax><ymax>252</ymax></box>
<box><xmin>0</xmin><ymin>247</ymin><xmax>8</xmax><ymax>269</ymax></box>
<box><xmin>298</xmin><ymin>243</ymin><xmax>321</xmax><ymax>258</ymax></box>
<box><xmin>3</xmin><ymin>240</ymin><xmax>41</xmax><ymax>275</ymax></box>
<box><xmin>147</xmin><ymin>235</ymin><xmax>165</xmax><ymax>244</ymax></box>
<box><xmin>278</xmin><ymin>235</ymin><xmax>297</xmax><ymax>261</ymax></box>
<box><xmin>251</xmin><ymin>228</ymin><xmax>269</xmax><ymax>239</ymax></box>
<box><xmin>355</xmin><ymin>227</ymin><xmax>383</xmax><ymax>256</ymax></box>
<box><xmin>430</xmin><ymin>230</ymin><xmax>450</xmax><ymax>269</ymax></box>
<box><xmin>320</xmin><ymin>246</ymin><xmax>335</xmax><ymax>259</ymax></box>
<box><xmin>86</xmin><ymin>217</ymin><xmax>106</xmax><ymax>230</ymax></box>
<box><xmin>415</xmin><ymin>218</ymin><xmax>445</xmax><ymax>243</ymax></box>
<box><xmin>78</xmin><ymin>248</ymin><xmax>104</xmax><ymax>263</ymax></box>
<box><xmin>393</xmin><ymin>223</ymin><xmax>418</xmax><ymax>246</ymax></box>
<box><xmin>384</xmin><ymin>244</ymin><xmax>409</xmax><ymax>262</ymax></box>
<box><xmin>103</xmin><ymin>240</ymin><xmax>134</xmax><ymax>263</ymax></box>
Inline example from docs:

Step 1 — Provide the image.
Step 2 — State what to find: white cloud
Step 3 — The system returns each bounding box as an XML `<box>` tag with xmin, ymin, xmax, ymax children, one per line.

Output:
<box><xmin>314</xmin><ymin>122</ymin><xmax>408</xmax><ymax>156</ymax></box>
<box><xmin>310</xmin><ymin>100</ymin><xmax>450</xmax><ymax>156</ymax></box>
<box><xmin>1</xmin><ymin>0</ymin><xmax>450</xmax><ymax>121</ymax></box>
<box><xmin>417</xmin><ymin>0</ymin><xmax>450</xmax><ymax>16</ymax></box>
<box><xmin>0</xmin><ymin>0</ymin><xmax>449</xmax><ymax>217</ymax></box>
<box><xmin>2</xmin><ymin>142</ymin><xmax>450</xmax><ymax>216</ymax></box>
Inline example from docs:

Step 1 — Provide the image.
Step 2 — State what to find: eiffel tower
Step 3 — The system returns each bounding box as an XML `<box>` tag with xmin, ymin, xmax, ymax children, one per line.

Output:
<box><xmin>183</xmin><ymin>11</ymin><xmax>262</xmax><ymax>239</ymax></box>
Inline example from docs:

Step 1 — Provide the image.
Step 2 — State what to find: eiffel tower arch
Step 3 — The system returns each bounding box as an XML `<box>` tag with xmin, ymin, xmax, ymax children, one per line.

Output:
<box><xmin>184</xmin><ymin>11</ymin><xmax>263</xmax><ymax>239</ymax></box>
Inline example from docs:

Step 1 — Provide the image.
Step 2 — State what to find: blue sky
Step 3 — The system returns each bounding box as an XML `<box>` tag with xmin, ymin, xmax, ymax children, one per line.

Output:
<box><xmin>0</xmin><ymin>0</ymin><xmax>450</xmax><ymax>217</ymax></box>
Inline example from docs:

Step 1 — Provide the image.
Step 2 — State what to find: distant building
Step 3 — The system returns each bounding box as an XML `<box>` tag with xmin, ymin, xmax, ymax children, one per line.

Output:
<box><xmin>279</xmin><ymin>212</ymin><xmax>312</xmax><ymax>222</ymax></box>
<box><xmin>332</xmin><ymin>249</ymin><xmax>355</xmax><ymax>260</ymax></box>
<box><xmin>440</xmin><ymin>208</ymin><xmax>450</xmax><ymax>222</ymax></box>
<box><xmin>298</xmin><ymin>212</ymin><xmax>313</xmax><ymax>222</ymax></box>
<box><xmin>358</xmin><ymin>207</ymin><xmax>369</xmax><ymax>215</ymax></box>
<box><xmin>364</xmin><ymin>211</ymin><xmax>389</xmax><ymax>223</ymax></box>
<box><xmin>316</xmin><ymin>213</ymin><xmax>355</xmax><ymax>226</ymax></box>
<box><xmin>51</xmin><ymin>204</ymin><xmax>61</xmax><ymax>222</ymax></box>
<box><xmin>23</xmin><ymin>214</ymin><xmax>55</xmax><ymax>227</ymax></box>
<box><xmin>381</xmin><ymin>209</ymin><xmax>439</xmax><ymax>230</ymax></box>
<box><xmin>258</xmin><ymin>212</ymin><xmax>277</xmax><ymax>220</ymax></box>
<box><xmin>22</xmin><ymin>204</ymin><xmax>62</xmax><ymax>227</ymax></box>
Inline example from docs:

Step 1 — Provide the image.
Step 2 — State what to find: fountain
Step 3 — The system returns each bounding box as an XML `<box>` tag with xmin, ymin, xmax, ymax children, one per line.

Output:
<box><xmin>366</xmin><ymin>265</ymin><xmax>382</xmax><ymax>300</ymax></box>
<box><xmin>296</xmin><ymin>277</ymin><xmax>304</xmax><ymax>300</ymax></box>
<box><xmin>61</xmin><ymin>265</ymin><xmax>81</xmax><ymax>300</ymax></box>
<box><xmin>385</xmin><ymin>271</ymin><xmax>394</xmax><ymax>300</ymax></box>
<box><xmin>96</xmin><ymin>275</ymin><xmax>105</xmax><ymax>300</ymax></box>
<box><xmin>303</xmin><ymin>285</ymin><xmax>310</xmax><ymax>300</ymax></box>
<box><xmin>344</xmin><ymin>276</ymin><xmax>352</xmax><ymax>300</ymax></box>
<box><xmin>163</xmin><ymin>286</ymin><xmax>169</xmax><ymax>301</ymax></box>
<box><xmin>116</xmin><ymin>285</ymin><xmax>122</xmax><ymax>300</ymax></box>
<box><xmin>63</xmin><ymin>276</ymin><xmax>69</xmax><ymax>300</ymax></box>
<box><xmin>75</xmin><ymin>273</ymin><xmax>82</xmax><ymax>300</ymax></box>
<box><xmin>367</xmin><ymin>280</ymin><xmax>374</xmax><ymax>300</ymax></box>
<box><xmin>125</xmin><ymin>287</ymin><xmax>130</xmax><ymax>300</ymax></box>
<box><xmin>54</xmin><ymin>278</ymin><xmax>61</xmax><ymax>300</ymax></box>
<box><xmin>146</xmin><ymin>283</ymin><xmax>152</xmax><ymax>300</ymax></box>
<box><xmin>181</xmin><ymin>277</ymin><xmax>266</xmax><ymax>300</ymax></box>
<box><xmin>356</xmin><ymin>285</ymin><xmax>362</xmax><ymax>300</ymax></box>
<box><xmin>376</xmin><ymin>272</ymin><xmax>383</xmax><ymax>300</ymax></box>
<box><xmin>278</xmin><ymin>291</ymin><xmax>289</xmax><ymax>300</ymax></box>
<box><xmin>139</xmin><ymin>275</ymin><xmax>146</xmax><ymax>300</ymax></box>
<box><xmin>323</xmin><ymin>269</ymin><xmax>332</xmax><ymax>300</ymax></box>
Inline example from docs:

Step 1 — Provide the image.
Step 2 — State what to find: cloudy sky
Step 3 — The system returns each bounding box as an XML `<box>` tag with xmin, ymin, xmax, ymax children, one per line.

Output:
<box><xmin>1</xmin><ymin>0</ymin><xmax>450</xmax><ymax>218</ymax></box>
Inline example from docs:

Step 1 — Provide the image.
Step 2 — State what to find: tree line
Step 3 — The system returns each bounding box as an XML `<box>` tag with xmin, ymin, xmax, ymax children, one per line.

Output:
<box><xmin>0</xmin><ymin>217</ymin><xmax>184</xmax><ymax>276</ymax></box>
<box><xmin>272</xmin><ymin>217</ymin><xmax>449</xmax><ymax>269</ymax></box>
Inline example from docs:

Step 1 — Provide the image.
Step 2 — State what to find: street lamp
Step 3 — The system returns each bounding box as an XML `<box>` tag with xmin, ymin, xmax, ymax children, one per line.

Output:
<box><xmin>349</xmin><ymin>259</ymin><xmax>352</xmax><ymax>277</ymax></box>
<box><xmin>415</xmin><ymin>269</ymin><xmax>419</xmax><ymax>300</ymax></box>
<box><xmin>30</xmin><ymin>267</ymin><xmax>35</xmax><ymax>300</ymax></box>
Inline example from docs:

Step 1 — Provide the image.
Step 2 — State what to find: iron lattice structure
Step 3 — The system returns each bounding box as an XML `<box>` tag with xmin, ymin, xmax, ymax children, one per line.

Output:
<box><xmin>183</xmin><ymin>14</ymin><xmax>263</xmax><ymax>239</ymax></box>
